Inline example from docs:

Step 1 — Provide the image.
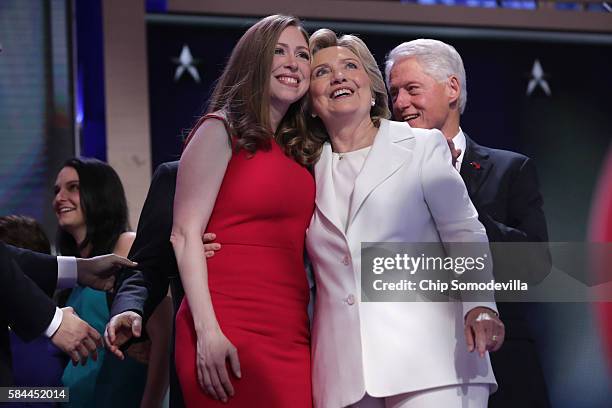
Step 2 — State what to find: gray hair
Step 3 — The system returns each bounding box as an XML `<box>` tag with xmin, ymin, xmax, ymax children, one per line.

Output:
<box><xmin>384</xmin><ymin>39</ymin><xmax>467</xmax><ymax>114</ymax></box>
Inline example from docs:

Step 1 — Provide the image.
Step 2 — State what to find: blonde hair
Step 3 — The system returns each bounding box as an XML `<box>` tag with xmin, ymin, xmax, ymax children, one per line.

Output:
<box><xmin>310</xmin><ymin>28</ymin><xmax>390</xmax><ymax>126</ymax></box>
<box><xmin>306</xmin><ymin>29</ymin><xmax>391</xmax><ymax>161</ymax></box>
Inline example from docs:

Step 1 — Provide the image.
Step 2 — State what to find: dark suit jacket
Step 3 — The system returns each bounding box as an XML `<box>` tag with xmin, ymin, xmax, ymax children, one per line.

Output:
<box><xmin>460</xmin><ymin>136</ymin><xmax>549</xmax><ymax>245</ymax></box>
<box><xmin>110</xmin><ymin>161</ymin><xmax>185</xmax><ymax>408</ymax></box>
<box><xmin>0</xmin><ymin>242</ymin><xmax>58</xmax><ymax>385</ymax></box>
<box><xmin>111</xmin><ymin>161</ymin><xmax>183</xmax><ymax>321</ymax></box>
<box><xmin>459</xmin><ymin>135</ymin><xmax>551</xmax><ymax>407</ymax></box>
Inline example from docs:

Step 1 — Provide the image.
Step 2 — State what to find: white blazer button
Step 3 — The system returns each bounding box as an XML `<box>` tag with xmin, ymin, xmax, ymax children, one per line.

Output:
<box><xmin>342</xmin><ymin>256</ymin><xmax>350</xmax><ymax>265</ymax></box>
<box><xmin>346</xmin><ymin>294</ymin><xmax>355</xmax><ymax>305</ymax></box>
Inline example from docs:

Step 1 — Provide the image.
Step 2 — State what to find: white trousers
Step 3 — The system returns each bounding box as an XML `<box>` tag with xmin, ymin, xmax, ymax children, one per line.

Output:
<box><xmin>348</xmin><ymin>385</ymin><xmax>490</xmax><ymax>408</ymax></box>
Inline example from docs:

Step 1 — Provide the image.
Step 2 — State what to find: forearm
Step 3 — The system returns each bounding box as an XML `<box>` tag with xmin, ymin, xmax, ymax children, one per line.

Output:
<box><xmin>454</xmin><ymin>220</ymin><xmax>498</xmax><ymax>315</ymax></box>
<box><xmin>111</xmin><ymin>269</ymin><xmax>148</xmax><ymax>317</ymax></box>
<box><xmin>0</xmin><ymin>247</ymin><xmax>57</xmax><ymax>341</ymax></box>
<box><xmin>479</xmin><ymin>212</ymin><xmax>540</xmax><ymax>242</ymax></box>
<box><xmin>484</xmin><ymin>156</ymin><xmax>549</xmax><ymax>243</ymax></box>
<box><xmin>479</xmin><ymin>214</ymin><xmax>551</xmax><ymax>283</ymax></box>
<box><xmin>171</xmin><ymin>230</ymin><xmax>219</xmax><ymax>334</ymax></box>
<box><xmin>112</xmin><ymin>268</ymin><xmax>167</xmax><ymax>320</ymax></box>
<box><xmin>3</xmin><ymin>243</ymin><xmax>59</xmax><ymax>294</ymax></box>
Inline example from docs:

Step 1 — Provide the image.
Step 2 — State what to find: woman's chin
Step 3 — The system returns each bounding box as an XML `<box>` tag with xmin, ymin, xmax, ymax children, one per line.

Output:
<box><xmin>320</xmin><ymin>107</ymin><xmax>367</xmax><ymax>125</ymax></box>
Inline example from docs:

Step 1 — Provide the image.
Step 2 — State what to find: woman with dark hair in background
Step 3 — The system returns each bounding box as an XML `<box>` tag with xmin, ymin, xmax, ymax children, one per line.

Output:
<box><xmin>53</xmin><ymin>157</ymin><xmax>172</xmax><ymax>407</ymax></box>
<box><xmin>171</xmin><ymin>14</ymin><xmax>316</xmax><ymax>407</ymax></box>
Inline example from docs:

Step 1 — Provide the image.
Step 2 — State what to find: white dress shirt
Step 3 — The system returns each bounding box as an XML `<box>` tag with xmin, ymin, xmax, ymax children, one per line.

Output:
<box><xmin>451</xmin><ymin>128</ymin><xmax>466</xmax><ymax>171</ymax></box>
<box><xmin>331</xmin><ymin>146</ymin><xmax>371</xmax><ymax>232</ymax></box>
<box><xmin>43</xmin><ymin>256</ymin><xmax>78</xmax><ymax>337</ymax></box>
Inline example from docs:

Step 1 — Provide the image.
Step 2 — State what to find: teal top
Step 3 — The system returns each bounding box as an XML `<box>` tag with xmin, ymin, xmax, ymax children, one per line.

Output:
<box><xmin>61</xmin><ymin>286</ymin><xmax>149</xmax><ymax>407</ymax></box>
<box><xmin>61</xmin><ymin>286</ymin><xmax>109</xmax><ymax>407</ymax></box>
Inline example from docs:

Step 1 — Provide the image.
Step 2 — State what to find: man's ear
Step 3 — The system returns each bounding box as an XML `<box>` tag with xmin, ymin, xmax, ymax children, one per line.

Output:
<box><xmin>447</xmin><ymin>75</ymin><xmax>460</xmax><ymax>106</ymax></box>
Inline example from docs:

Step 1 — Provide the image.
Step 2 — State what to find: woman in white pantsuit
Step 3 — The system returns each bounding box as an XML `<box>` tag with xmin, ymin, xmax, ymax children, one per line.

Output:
<box><xmin>304</xmin><ymin>29</ymin><xmax>505</xmax><ymax>408</ymax></box>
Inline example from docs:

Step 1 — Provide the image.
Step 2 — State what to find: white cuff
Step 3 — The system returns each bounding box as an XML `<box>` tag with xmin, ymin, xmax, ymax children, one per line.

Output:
<box><xmin>57</xmin><ymin>256</ymin><xmax>77</xmax><ymax>289</ymax></box>
<box><xmin>44</xmin><ymin>307</ymin><xmax>63</xmax><ymax>337</ymax></box>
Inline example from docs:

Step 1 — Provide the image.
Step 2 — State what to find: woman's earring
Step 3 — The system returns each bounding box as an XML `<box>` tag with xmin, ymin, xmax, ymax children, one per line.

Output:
<box><xmin>311</xmin><ymin>112</ymin><xmax>317</xmax><ymax>118</ymax></box>
<box><xmin>371</xmin><ymin>98</ymin><xmax>376</xmax><ymax>107</ymax></box>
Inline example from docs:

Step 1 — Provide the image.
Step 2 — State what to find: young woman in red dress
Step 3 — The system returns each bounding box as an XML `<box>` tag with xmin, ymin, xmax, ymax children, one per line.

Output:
<box><xmin>171</xmin><ymin>15</ymin><xmax>319</xmax><ymax>407</ymax></box>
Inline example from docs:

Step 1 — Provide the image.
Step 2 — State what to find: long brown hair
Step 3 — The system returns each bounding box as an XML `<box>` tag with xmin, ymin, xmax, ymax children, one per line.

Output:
<box><xmin>194</xmin><ymin>15</ymin><xmax>318</xmax><ymax>166</ymax></box>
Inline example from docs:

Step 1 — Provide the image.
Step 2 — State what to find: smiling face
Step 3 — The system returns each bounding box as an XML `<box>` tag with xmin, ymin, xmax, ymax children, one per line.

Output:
<box><xmin>53</xmin><ymin>166</ymin><xmax>86</xmax><ymax>238</ymax></box>
<box><xmin>310</xmin><ymin>46</ymin><xmax>373</xmax><ymax>126</ymax></box>
<box><xmin>389</xmin><ymin>57</ymin><xmax>457</xmax><ymax>137</ymax></box>
<box><xmin>269</xmin><ymin>26</ymin><xmax>311</xmax><ymax>115</ymax></box>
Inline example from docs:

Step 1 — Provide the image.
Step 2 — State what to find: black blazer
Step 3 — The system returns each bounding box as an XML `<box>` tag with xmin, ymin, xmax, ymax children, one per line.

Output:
<box><xmin>460</xmin><ymin>135</ymin><xmax>551</xmax><ymax>301</ymax></box>
<box><xmin>111</xmin><ymin>161</ymin><xmax>182</xmax><ymax>321</ymax></box>
<box><xmin>460</xmin><ymin>135</ymin><xmax>549</xmax><ymax>244</ymax></box>
<box><xmin>110</xmin><ymin>161</ymin><xmax>185</xmax><ymax>407</ymax></box>
<box><xmin>0</xmin><ymin>242</ymin><xmax>58</xmax><ymax>385</ymax></box>
<box><xmin>460</xmin><ymin>135</ymin><xmax>551</xmax><ymax>407</ymax></box>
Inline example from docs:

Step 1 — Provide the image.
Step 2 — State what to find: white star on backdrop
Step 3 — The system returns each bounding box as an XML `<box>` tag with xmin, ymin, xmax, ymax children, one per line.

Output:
<box><xmin>526</xmin><ymin>59</ymin><xmax>551</xmax><ymax>97</ymax></box>
<box><xmin>172</xmin><ymin>45</ymin><xmax>201</xmax><ymax>83</ymax></box>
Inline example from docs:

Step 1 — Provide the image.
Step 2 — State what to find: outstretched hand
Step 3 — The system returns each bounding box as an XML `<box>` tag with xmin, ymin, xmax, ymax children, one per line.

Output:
<box><xmin>51</xmin><ymin>307</ymin><xmax>102</xmax><ymax>366</ymax></box>
<box><xmin>104</xmin><ymin>311</ymin><xmax>142</xmax><ymax>360</ymax></box>
<box><xmin>76</xmin><ymin>254</ymin><xmax>137</xmax><ymax>291</ymax></box>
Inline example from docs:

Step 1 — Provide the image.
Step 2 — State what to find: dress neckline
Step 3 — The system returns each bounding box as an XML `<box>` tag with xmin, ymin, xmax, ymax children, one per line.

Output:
<box><xmin>332</xmin><ymin>145</ymin><xmax>372</xmax><ymax>161</ymax></box>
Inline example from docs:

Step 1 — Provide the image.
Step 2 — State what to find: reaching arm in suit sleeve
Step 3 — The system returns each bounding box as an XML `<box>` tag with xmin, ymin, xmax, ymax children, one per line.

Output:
<box><xmin>111</xmin><ymin>163</ymin><xmax>175</xmax><ymax>322</ymax></box>
<box><xmin>480</xmin><ymin>157</ymin><xmax>548</xmax><ymax>243</ymax></box>
<box><xmin>2</xmin><ymin>242</ymin><xmax>58</xmax><ymax>296</ymax></box>
<box><xmin>419</xmin><ymin>131</ymin><xmax>497</xmax><ymax>317</ymax></box>
<box><xmin>476</xmin><ymin>156</ymin><xmax>551</xmax><ymax>284</ymax></box>
<box><xmin>0</xmin><ymin>243</ymin><xmax>56</xmax><ymax>341</ymax></box>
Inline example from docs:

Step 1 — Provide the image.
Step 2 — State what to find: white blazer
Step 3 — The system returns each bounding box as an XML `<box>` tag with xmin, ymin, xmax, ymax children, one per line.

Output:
<box><xmin>306</xmin><ymin>119</ymin><xmax>498</xmax><ymax>408</ymax></box>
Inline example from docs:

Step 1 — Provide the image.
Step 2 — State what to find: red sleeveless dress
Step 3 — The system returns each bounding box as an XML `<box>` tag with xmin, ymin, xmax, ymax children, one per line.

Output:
<box><xmin>175</xmin><ymin>115</ymin><xmax>315</xmax><ymax>407</ymax></box>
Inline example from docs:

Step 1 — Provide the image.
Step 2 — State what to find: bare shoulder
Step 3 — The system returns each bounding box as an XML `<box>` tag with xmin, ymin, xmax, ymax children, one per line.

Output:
<box><xmin>186</xmin><ymin>111</ymin><xmax>231</xmax><ymax>149</ymax></box>
<box><xmin>113</xmin><ymin>231</ymin><xmax>136</xmax><ymax>257</ymax></box>
<box><xmin>180</xmin><ymin>119</ymin><xmax>232</xmax><ymax>175</ymax></box>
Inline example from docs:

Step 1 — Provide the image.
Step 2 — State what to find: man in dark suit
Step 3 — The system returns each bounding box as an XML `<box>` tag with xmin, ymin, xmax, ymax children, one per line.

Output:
<box><xmin>386</xmin><ymin>39</ymin><xmax>551</xmax><ymax>408</ymax></box>
<box><xmin>0</xmin><ymin>241</ymin><xmax>135</xmax><ymax>385</ymax></box>
<box><xmin>107</xmin><ymin>161</ymin><xmax>182</xmax><ymax>328</ymax></box>
<box><xmin>105</xmin><ymin>161</ymin><xmax>216</xmax><ymax>407</ymax></box>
